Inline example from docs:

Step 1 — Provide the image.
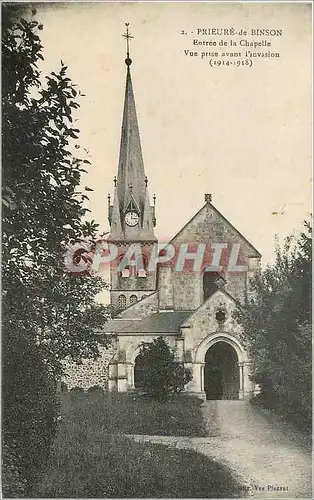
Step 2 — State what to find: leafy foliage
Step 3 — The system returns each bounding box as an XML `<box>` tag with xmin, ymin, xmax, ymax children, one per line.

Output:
<box><xmin>2</xmin><ymin>5</ymin><xmax>110</xmax><ymax>372</ymax></box>
<box><xmin>2</xmin><ymin>326</ymin><xmax>59</xmax><ymax>496</ymax></box>
<box><xmin>1</xmin><ymin>442</ymin><xmax>28</xmax><ymax>498</ymax></box>
<box><xmin>136</xmin><ymin>337</ymin><xmax>192</xmax><ymax>399</ymax></box>
<box><xmin>2</xmin><ymin>6</ymin><xmax>110</xmax><ymax>494</ymax></box>
<box><xmin>236</xmin><ymin>221</ymin><xmax>312</xmax><ymax>429</ymax></box>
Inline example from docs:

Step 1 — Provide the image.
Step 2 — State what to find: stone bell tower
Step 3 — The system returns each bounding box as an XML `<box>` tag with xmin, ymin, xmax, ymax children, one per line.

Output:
<box><xmin>108</xmin><ymin>24</ymin><xmax>157</xmax><ymax>313</ymax></box>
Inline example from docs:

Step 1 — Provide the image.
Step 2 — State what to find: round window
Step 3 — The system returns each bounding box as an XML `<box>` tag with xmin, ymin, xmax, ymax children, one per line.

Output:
<box><xmin>215</xmin><ymin>309</ymin><xmax>226</xmax><ymax>323</ymax></box>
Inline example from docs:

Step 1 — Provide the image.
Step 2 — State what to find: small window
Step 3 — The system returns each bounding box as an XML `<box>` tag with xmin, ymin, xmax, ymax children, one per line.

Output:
<box><xmin>130</xmin><ymin>295</ymin><xmax>138</xmax><ymax>305</ymax></box>
<box><xmin>118</xmin><ymin>294</ymin><xmax>127</xmax><ymax>309</ymax></box>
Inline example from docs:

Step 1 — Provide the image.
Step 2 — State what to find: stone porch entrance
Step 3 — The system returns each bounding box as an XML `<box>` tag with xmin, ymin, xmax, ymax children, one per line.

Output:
<box><xmin>187</xmin><ymin>333</ymin><xmax>253</xmax><ymax>400</ymax></box>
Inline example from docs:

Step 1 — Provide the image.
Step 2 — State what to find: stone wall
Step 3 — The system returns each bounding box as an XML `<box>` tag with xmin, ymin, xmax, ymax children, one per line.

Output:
<box><xmin>172</xmin><ymin>272</ymin><xmax>202</xmax><ymax>310</ymax></box>
<box><xmin>62</xmin><ymin>345</ymin><xmax>116</xmax><ymax>390</ymax></box>
<box><xmin>157</xmin><ymin>265</ymin><xmax>174</xmax><ymax>310</ymax></box>
<box><xmin>225</xmin><ymin>273</ymin><xmax>246</xmax><ymax>303</ymax></box>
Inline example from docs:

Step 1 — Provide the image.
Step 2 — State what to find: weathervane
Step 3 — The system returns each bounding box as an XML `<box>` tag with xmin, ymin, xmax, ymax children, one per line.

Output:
<box><xmin>123</xmin><ymin>22</ymin><xmax>133</xmax><ymax>67</ymax></box>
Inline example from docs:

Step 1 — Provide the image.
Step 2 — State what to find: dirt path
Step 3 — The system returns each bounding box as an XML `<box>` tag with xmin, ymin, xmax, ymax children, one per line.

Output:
<box><xmin>128</xmin><ymin>401</ymin><xmax>312</xmax><ymax>498</ymax></box>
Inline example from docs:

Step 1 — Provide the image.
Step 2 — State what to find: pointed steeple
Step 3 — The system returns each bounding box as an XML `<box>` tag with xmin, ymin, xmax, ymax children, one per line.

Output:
<box><xmin>117</xmin><ymin>66</ymin><xmax>146</xmax><ymax>212</ymax></box>
<box><xmin>108</xmin><ymin>24</ymin><xmax>156</xmax><ymax>241</ymax></box>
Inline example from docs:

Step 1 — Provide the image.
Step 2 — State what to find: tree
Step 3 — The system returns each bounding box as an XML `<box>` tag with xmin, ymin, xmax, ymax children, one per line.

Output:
<box><xmin>236</xmin><ymin>220</ymin><xmax>312</xmax><ymax>429</ymax></box>
<box><xmin>2</xmin><ymin>6</ymin><xmax>110</xmax><ymax>494</ymax></box>
<box><xmin>136</xmin><ymin>337</ymin><xmax>192</xmax><ymax>399</ymax></box>
<box><xmin>2</xmin><ymin>6</ymin><xmax>110</xmax><ymax>367</ymax></box>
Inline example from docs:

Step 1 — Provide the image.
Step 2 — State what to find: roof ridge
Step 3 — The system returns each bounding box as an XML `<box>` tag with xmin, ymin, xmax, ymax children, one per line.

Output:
<box><xmin>169</xmin><ymin>201</ymin><xmax>261</xmax><ymax>258</ymax></box>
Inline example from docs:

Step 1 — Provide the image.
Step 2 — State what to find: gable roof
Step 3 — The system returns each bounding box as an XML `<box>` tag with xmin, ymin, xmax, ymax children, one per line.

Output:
<box><xmin>115</xmin><ymin>290</ymin><xmax>158</xmax><ymax>319</ymax></box>
<box><xmin>169</xmin><ymin>201</ymin><xmax>261</xmax><ymax>258</ymax></box>
<box><xmin>181</xmin><ymin>287</ymin><xmax>241</xmax><ymax>327</ymax></box>
<box><xmin>103</xmin><ymin>310</ymin><xmax>193</xmax><ymax>335</ymax></box>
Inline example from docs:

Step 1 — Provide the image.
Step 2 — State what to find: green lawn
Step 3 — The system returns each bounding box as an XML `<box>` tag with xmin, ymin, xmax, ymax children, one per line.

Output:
<box><xmin>32</xmin><ymin>391</ymin><xmax>246</xmax><ymax>498</ymax></box>
<box><xmin>62</xmin><ymin>390</ymin><xmax>208</xmax><ymax>436</ymax></box>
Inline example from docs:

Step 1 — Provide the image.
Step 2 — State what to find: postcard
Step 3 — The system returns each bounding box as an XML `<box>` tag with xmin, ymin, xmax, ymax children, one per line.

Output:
<box><xmin>2</xmin><ymin>2</ymin><xmax>312</xmax><ymax>498</ymax></box>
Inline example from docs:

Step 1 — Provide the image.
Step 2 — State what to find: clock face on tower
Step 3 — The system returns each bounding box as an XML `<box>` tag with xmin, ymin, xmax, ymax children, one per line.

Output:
<box><xmin>125</xmin><ymin>211</ymin><xmax>139</xmax><ymax>227</ymax></box>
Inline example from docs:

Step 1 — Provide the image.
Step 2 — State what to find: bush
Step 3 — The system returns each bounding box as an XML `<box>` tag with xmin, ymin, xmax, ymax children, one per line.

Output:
<box><xmin>137</xmin><ymin>337</ymin><xmax>193</xmax><ymax>399</ymax></box>
<box><xmin>69</xmin><ymin>386</ymin><xmax>85</xmax><ymax>396</ymax></box>
<box><xmin>2</xmin><ymin>327</ymin><xmax>59</xmax><ymax>495</ymax></box>
<box><xmin>87</xmin><ymin>385</ymin><xmax>104</xmax><ymax>395</ymax></box>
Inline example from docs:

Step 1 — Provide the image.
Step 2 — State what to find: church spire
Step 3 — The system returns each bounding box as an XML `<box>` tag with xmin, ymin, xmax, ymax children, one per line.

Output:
<box><xmin>108</xmin><ymin>24</ymin><xmax>156</xmax><ymax>241</ymax></box>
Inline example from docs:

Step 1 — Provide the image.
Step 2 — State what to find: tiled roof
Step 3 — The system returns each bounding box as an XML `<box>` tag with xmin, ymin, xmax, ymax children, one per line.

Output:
<box><xmin>103</xmin><ymin>310</ymin><xmax>193</xmax><ymax>335</ymax></box>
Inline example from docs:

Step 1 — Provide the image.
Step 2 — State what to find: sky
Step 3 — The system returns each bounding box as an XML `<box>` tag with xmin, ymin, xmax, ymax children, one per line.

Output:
<box><xmin>25</xmin><ymin>2</ymin><xmax>312</xmax><ymax>271</ymax></box>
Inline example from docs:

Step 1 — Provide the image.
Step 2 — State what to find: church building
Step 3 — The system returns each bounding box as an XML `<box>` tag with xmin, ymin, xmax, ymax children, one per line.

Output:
<box><xmin>65</xmin><ymin>29</ymin><xmax>261</xmax><ymax>400</ymax></box>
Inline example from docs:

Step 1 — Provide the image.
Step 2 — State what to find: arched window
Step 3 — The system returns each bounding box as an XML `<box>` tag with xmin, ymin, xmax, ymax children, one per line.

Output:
<box><xmin>203</xmin><ymin>271</ymin><xmax>220</xmax><ymax>301</ymax></box>
<box><xmin>118</xmin><ymin>294</ymin><xmax>127</xmax><ymax>310</ymax></box>
<box><xmin>130</xmin><ymin>295</ymin><xmax>138</xmax><ymax>305</ymax></box>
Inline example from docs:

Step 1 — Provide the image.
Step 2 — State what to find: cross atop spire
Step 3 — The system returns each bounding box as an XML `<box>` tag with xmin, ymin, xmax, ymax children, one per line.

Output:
<box><xmin>123</xmin><ymin>23</ymin><xmax>133</xmax><ymax>67</ymax></box>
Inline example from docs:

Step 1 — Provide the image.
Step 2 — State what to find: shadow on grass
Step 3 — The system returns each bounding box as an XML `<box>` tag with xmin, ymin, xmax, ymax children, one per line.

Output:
<box><xmin>33</xmin><ymin>420</ymin><xmax>246</xmax><ymax>498</ymax></box>
<box><xmin>61</xmin><ymin>391</ymin><xmax>209</xmax><ymax>437</ymax></box>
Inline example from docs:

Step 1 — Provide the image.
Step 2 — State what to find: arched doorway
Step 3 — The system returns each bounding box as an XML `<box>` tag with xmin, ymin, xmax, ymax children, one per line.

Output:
<box><xmin>134</xmin><ymin>354</ymin><xmax>146</xmax><ymax>389</ymax></box>
<box><xmin>204</xmin><ymin>341</ymin><xmax>239</xmax><ymax>400</ymax></box>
